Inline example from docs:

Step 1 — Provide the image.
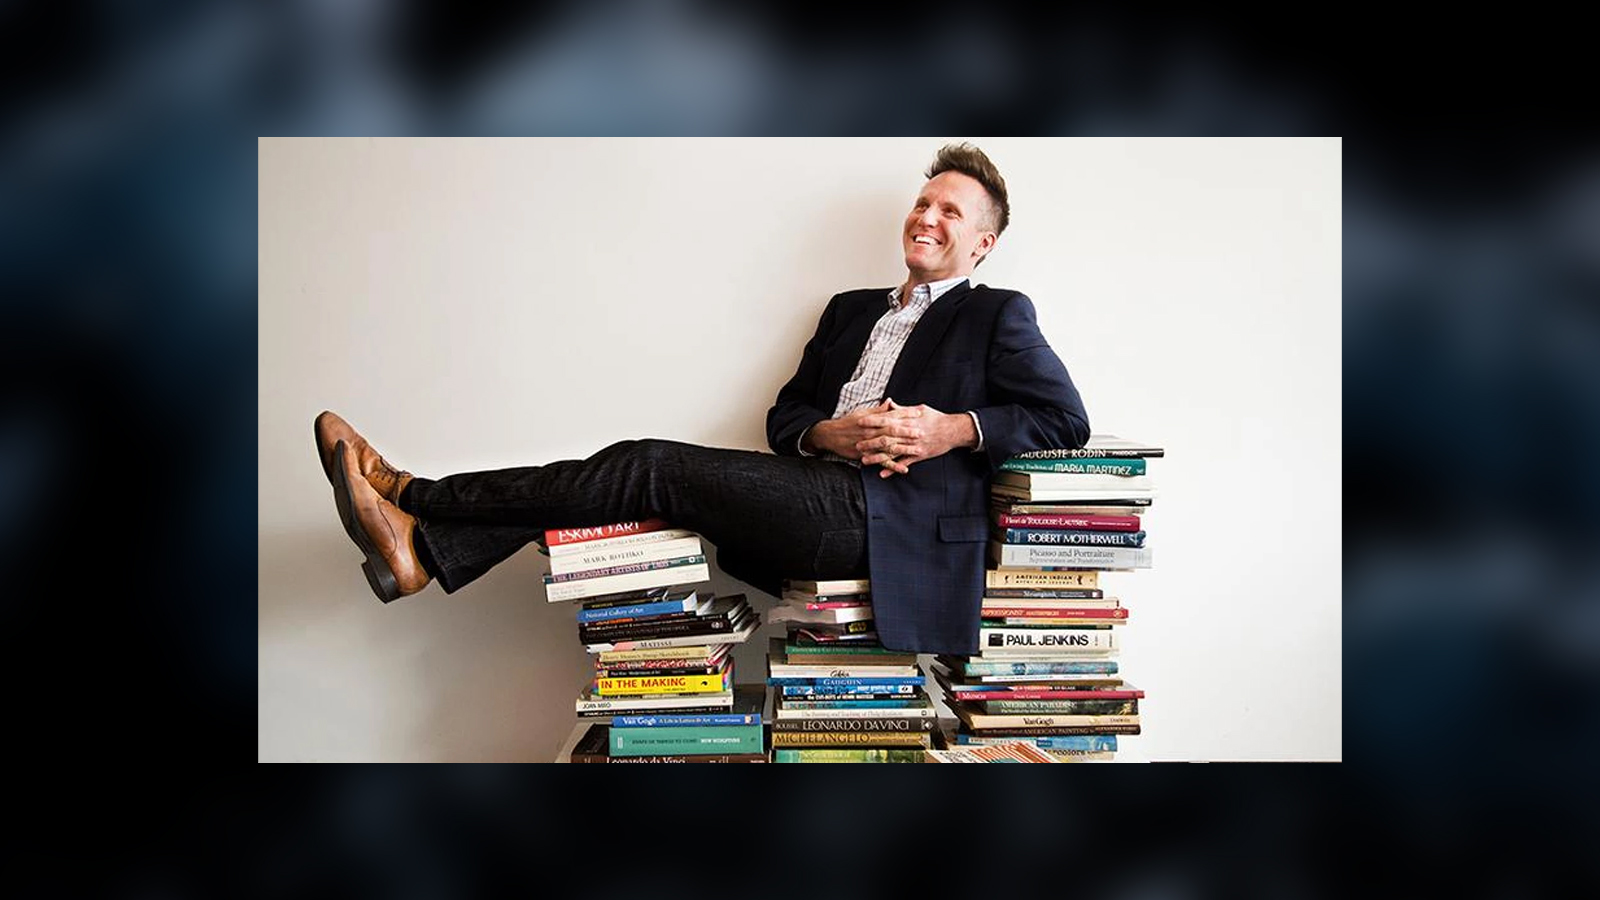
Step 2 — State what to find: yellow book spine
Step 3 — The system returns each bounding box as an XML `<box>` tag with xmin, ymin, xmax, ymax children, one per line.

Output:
<box><xmin>595</xmin><ymin>672</ymin><xmax>729</xmax><ymax>696</ymax></box>
<box><xmin>771</xmin><ymin>731</ymin><xmax>932</xmax><ymax>747</ymax></box>
<box><xmin>985</xmin><ymin>570</ymin><xmax>1099</xmax><ymax>588</ymax></box>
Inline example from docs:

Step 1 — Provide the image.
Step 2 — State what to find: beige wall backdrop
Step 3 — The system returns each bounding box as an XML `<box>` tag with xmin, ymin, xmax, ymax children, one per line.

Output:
<box><xmin>259</xmin><ymin>137</ymin><xmax>1341</xmax><ymax>762</ymax></box>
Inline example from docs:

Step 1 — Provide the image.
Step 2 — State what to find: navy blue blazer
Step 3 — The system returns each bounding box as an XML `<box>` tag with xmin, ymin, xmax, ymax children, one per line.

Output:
<box><xmin>764</xmin><ymin>281</ymin><xmax>1090</xmax><ymax>655</ymax></box>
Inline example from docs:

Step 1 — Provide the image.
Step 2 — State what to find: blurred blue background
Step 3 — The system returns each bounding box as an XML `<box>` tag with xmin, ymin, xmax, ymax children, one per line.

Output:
<box><xmin>2</xmin><ymin>0</ymin><xmax>1595</xmax><ymax>892</ymax></box>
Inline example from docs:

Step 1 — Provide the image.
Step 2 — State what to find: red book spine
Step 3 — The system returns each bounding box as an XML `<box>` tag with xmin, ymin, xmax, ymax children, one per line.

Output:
<box><xmin>979</xmin><ymin>607</ymin><xmax>1129</xmax><ymax>619</ymax></box>
<box><xmin>545</xmin><ymin>519</ymin><xmax>670</xmax><ymax>547</ymax></box>
<box><xmin>995</xmin><ymin>514</ymin><xmax>1142</xmax><ymax>531</ymax></box>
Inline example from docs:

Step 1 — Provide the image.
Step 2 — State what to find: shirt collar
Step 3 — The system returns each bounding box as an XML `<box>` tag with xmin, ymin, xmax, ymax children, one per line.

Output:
<box><xmin>888</xmin><ymin>275</ymin><xmax>969</xmax><ymax>309</ymax></box>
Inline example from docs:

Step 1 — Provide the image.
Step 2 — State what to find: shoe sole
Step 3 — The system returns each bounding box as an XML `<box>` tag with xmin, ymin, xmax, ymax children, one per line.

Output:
<box><xmin>314</xmin><ymin>414</ymin><xmax>335</xmax><ymax>486</ymax></box>
<box><xmin>331</xmin><ymin>442</ymin><xmax>402</xmax><ymax>604</ymax></box>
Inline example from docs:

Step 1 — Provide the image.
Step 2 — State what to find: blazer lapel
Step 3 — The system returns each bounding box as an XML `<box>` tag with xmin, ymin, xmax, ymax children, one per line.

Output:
<box><xmin>820</xmin><ymin>293</ymin><xmax>888</xmax><ymax>403</ymax></box>
<box><xmin>882</xmin><ymin>280</ymin><xmax>974</xmax><ymax>401</ymax></box>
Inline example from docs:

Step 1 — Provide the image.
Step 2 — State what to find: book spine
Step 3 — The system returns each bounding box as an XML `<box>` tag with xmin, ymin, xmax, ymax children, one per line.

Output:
<box><xmin>767</xmin><ymin>676</ymin><xmax>924</xmax><ymax>687</ymax></box>
<box><xmin>582</xmin><ymin>602</ymin><xmax>700</xmax><ymax>624</ymax></box>
<box><xmin>594</xmin><ymin>671</ymin><xmax>731</xmax><ymax>696</ymax></box>
<box><xmin>978</xmin><ymin>606</ymin><xmax>1128</xmax><ymax>620</ymax></box>
<box><xmin>985</xmin><ymin>570</ymin><xmax>1098</xmax><ymax>588</ymax></box>
<box><xmin>574</xmin><ymin>689</ymin><xmax>732</xmax><ymax>712</ymax></box>
<box><xmin>611</xmin><ymin>712</ymin><xmax>761</xmax><ymax>728</ymax></box>
<box><xmin>610</xmin><ymin>733</ymin><xmax>764</xmax><ymax>757</ymax></box>
<box><xmin>579</xmin><ymin>611</ymin><xmax>740</xmax><ymax>642</ymax></box>
<box><xmin>783</xmin><ymin>644</ymin><xmax>909</xmax><ymax>656</ymax></box>
<box><xmin>547</xmin><ymin>528</ymin><xmax>697</xmax><ymax>558</ymax></box>
<box><xmin>773</xmin><ymin>748</ymin><xmax>923</xmax><ymax>763</ymax></box>
<box><xmin>767</xmin><ymin>666</ymin><xmax>920</xmax><ymax>679</ymax></box>
<box><xmin>956</xmin><ymin>660</ymin><xmax>1119</xmax><ymax>675</ymax></box>
<box><xmin>961</xmin><ymin>724</ymin><xmax>1143</xmax><ymax>736</ymax></box>
<box><xmin>771</xmin><ymin>716</ymin><xmax>935</xmax><ymax>732</ymax></box>
<box><xmin>585</xmin><ymin>623</ymin><xmax>753</xmax><ymax>652</ymax></box>
<box><xmin>963</xmin><ymin>713</ymin><xmax>1141</xmax><ymax>728</ymax></box>
<box><xmin>982</xmin><ymin>588</ymin><xmax>1106</xmax><ymax>599</ymax></box>
<box><xmin>573</xmin><ymin>752</ymin><xmax>769</xmax><ymax>763</ymax></box>
<box><xmin>546</xmin><ymin>554</ymin><xmax>706</xmax><ymax>583</ymax></box>
<box><xmin>999</xmin><ymin>470</ymin><xmax>1151</xmax><ymax>488</ymax></box>
<box><xmin>994</xmin><ymin>514</ymin><xmax>1141</xmax><ymax>531</ymax></box>
<box><xmin>595</xmin><ymin>662</ymin><xmax>724</xmax><ymax>678</ymax></box>
<box><xmin>546</xmin><ymin>563</ymin><xmax>712</xmax><ymax>602</ymax></box>
<box><xmin>991</xmin><ymin>485</ymin><xmax>1156</xmax><ymax>502</ymax></box>
<box><xmin>777</xmin><ymin>699</ymin><xmax>934</xmax><ymax>710</ymax></box>
<box><xmin>786</xmin><ymin>579</ymin><xmax>871</xmax><ymax>594</ymax></box>
<box><xmin>545</xmin><ymin>519</ymin><xmax>670</xmax><ymax>547</ymax></box>
<box><xmin>1011</xmin><ymin>447</ymin><xmax>1159</xmax><ymax>459</ymax></box>
<box><xmin>597</xmin><ymin>645</ymin><xmax>721</xmax><ymax>663</ymax></box>
<box><xmin>771</xmin><ymin>731</ymin><xmax>932</xmax><ymax>747</ymax></box>
<box><xmin>978</xmin><ymin>699</ymin><xmax>1139</xmax><ymax>715</ymax></box>
<box><xmin>953</xmin><ymin>689</ymin><xmax>1143</xmax><ymax>701</ymax></box>
<box><xmin>1000</xmin><ymin>528</ymin><xmax>1147</xmax><ymax>547</ymax></box>
<box><xmin>778</xmin><ymin>684</ymin><xmax>919</xmax><ymax>696</ymax></box>
<box><xmin>956</xmin><ymin>734</ymin><xmax>1119</xmax><ymax>752</ymax></box>
<box><xmin>550</xmin><ymin>538</ymin><xmax>705</xmax><ymax>577</ymax></box>
<box><xmin>980</xmin><ymin>627</ymin><xmax>1119</xmax><ymax>651</ymax></box>
<box><xmin>999</xmin><ymin>458</ymin><xmax>1146</xmax><ymax>475</ymax></box>
<box><xmin>992</xmin><ymin>544</ymin><xmax>1153</xmax><ymax>569</ymax></box>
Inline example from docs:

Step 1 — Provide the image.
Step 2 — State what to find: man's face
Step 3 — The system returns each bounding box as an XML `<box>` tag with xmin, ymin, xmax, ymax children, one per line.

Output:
<box><xmin>902</xmin><ymin>170</ymin><xmax>998</xmax><ymax>282</ymax></box>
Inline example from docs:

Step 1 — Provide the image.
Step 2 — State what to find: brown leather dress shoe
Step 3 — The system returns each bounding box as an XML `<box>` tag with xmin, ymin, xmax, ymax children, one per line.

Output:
<box><xmin>314</xmin><ymin>410</ymin><xmax>414</xmax><ymax>505</ymax></box>
<box><xmin>331</xmin><ymin>441</ymin><xmax>432</xmax><ymax>602</ymax></box>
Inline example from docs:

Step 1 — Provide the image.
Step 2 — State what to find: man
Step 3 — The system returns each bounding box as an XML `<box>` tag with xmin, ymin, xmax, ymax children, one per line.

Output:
<box><xmin>316</xmin><ymin>143</ymin><xmax>1088</xmax><ymax>656</ymax></box>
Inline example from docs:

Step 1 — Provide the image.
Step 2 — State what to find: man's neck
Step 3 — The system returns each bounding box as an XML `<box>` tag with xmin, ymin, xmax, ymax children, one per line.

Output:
<box><xmin>897</xmin><ymin>273</ymin><xmax>970</xmax><ymax>307</ymax></box>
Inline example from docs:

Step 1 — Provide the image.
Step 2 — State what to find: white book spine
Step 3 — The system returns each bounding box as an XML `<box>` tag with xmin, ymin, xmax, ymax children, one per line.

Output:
<box><xmin>773</xmin><ymin>706</ymin><xmax>937</xmax><ymax>719</ymax></box>
<box><xmin>548</xmin><ymin>536</ymin><xmax>705</xmax><ymax>576</ymax></box>
<box><xmin>545</xmin><ymin>562</ymin><xmax>711</xmax><ymax>602</ymax></box>
<box><xmin>547</xmin><ymin>528</ymin><xmax>699</xmax><ymax>558</ymax></box>
<box><xmin>994</xmin><ymin>544</ymin><xmax>1153</xmax><ymax>569</ymax></box>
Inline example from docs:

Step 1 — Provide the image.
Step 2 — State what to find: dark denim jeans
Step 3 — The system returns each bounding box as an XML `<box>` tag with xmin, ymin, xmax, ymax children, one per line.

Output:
<box><xmin>402</xmin><ymin>439</ymin><xmax>869</xmax><ymax>594</ymax></box>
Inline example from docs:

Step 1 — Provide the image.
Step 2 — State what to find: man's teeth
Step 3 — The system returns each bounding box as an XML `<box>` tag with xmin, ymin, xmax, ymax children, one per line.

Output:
<box><xmin>913</xmin><ymin>236</ymin><xmax>936</xmax><ymax>245</ymax></box>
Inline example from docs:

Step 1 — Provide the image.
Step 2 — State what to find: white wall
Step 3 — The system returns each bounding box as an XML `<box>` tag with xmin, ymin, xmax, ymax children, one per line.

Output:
<box><xmin>259</xmin><ymin>137</ymin><xmax>1341</xmax><ymax>762</ymax></box>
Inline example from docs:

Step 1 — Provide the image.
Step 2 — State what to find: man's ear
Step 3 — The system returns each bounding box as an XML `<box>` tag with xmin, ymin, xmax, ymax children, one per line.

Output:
<box><xmin>973</xmin><ymin>231</ymin><xmax>997</xmax><ymax>262</ymax></box>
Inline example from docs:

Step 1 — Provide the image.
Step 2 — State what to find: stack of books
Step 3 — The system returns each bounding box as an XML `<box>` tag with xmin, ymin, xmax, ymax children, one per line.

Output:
<box><xmin>544</xmin><ymin>519</ymin><xmax>764</xmax><ymax>762</ymax></box>
<box><xmin>766</xmin><ymin>578</ymin><xmax>937</xmax><ymax>763</ymax></box>
<box><xmin>932</xmin><ymin>435</ymin><xmax>1162</xmax><ymax>761</ymax></box>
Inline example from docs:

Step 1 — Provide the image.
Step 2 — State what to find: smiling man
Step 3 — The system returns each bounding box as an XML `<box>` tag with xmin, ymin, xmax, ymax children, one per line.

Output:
<box><xmin>315</xmin><ymin>142</ymin><xmax>1089</xmax><ymax>656</ymax></box>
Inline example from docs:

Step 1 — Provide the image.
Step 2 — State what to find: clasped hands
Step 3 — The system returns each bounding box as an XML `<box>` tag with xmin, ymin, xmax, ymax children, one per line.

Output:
<box><xmin>805</xmin><ymin>399</ymin><xmax>977</xmax><ymax>478</ymax></box>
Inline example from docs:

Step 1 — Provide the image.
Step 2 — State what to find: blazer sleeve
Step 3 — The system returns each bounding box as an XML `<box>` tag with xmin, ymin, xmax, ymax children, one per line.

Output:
<box><xmin>766</xmin><ymin>293</ymin><xmax>844</xmax><ymax>456</ymax></box>
<box><xmin>972</xmin><ymin>292</ymin><xmax>1091</xmax><ymax>468</ymax></box>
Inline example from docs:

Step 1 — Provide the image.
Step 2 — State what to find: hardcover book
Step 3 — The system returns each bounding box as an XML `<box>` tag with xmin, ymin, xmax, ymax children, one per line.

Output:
<box><xmin>545</xmin><ymin>519</ymin><xmax>671</xmax><ymax>547</ymax></box>
<box><xmin>569</xmin><ymin>723</ymin><xmax>768</xmax><ymax>763</ymax></box>
<box><xmin>1009</xmin><ymin>435</ymin><xmax>1164</xmax><ymax>460</ymax></box>
<box><xmin>998</xmin><ymin>458</ymin><xmax>1147</xmax><ymax>475</ymax></box>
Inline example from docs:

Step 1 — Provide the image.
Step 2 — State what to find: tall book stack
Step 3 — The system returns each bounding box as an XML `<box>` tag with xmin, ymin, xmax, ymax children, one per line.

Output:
<box><xmin>932</xmin><ymin>435</ymin><xmax>1163</xmax><ymax>762</ymax></box>
<box><xmin>544</xmin><ymin>519</ymin><xmax>765</xmax><ymax>763</ymax></box>
<box><xmin>766</xmin><ymin>578</ymin><xmax>937</xmax><ymax>763</ymax></box>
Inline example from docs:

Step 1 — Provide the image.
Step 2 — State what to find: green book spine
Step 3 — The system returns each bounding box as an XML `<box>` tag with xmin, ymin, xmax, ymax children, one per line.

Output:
<box><xmin>609</xmin><ymin>727</ymin><xmax>764</xmax><ymax>757</ymax></box>
<box><xmin>999</xmin><ymin>458</ymin><xmax>1146</xmax><ymax>475</ymax></box>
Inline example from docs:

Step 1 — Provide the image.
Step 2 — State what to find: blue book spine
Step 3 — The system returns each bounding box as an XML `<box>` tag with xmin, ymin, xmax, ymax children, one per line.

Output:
<box><xmin>577</xmin><ymin>596</ymin><xmax>696</xmax><ymax>623</ymax></box>
<box><xmin>780</xmin><ymin>685</ymin><xmax>918</xmax><ymax>696</ymax></box>
<box><xmin>1002</xmin><ymin>528</ymin><xmax>1147</xmax><ymax>547</ymax></box>
<box><xmin>611</xmin><ymin>712</ymin><xmax>760</xmax><ymax>728</ymax></box>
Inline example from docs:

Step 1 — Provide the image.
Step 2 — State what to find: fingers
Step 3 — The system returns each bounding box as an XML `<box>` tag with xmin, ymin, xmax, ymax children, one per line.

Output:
<box><xmin>855</xmin><ymin>436</ymin><xmax>923</xmax><ymax>456</ymax></box>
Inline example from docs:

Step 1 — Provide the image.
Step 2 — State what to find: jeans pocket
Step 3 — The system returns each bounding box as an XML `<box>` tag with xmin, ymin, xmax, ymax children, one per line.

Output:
<box><xmin>812</xmin><ymin>528</ymin><xmax>866</xmax><ymax>577</ymax></box>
